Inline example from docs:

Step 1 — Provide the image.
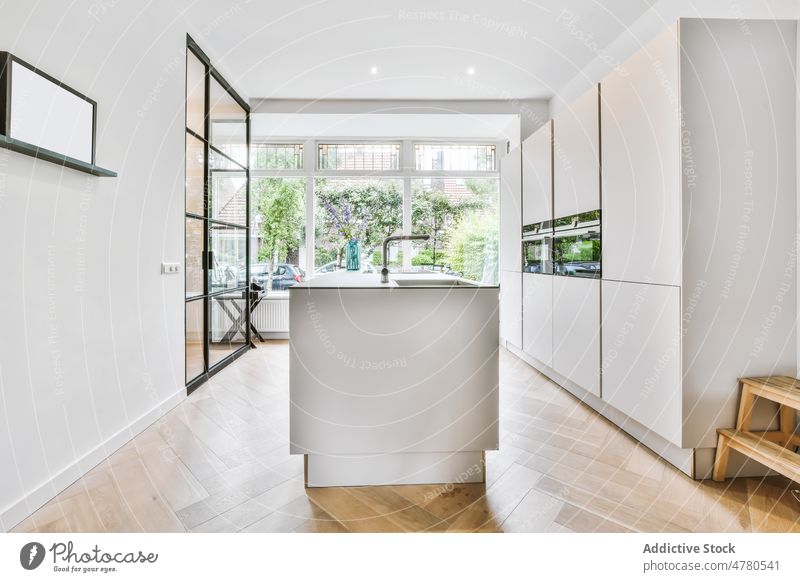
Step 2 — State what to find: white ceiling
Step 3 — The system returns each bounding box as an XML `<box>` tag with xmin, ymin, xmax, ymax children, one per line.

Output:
<box><xmin>172</xmin><ymin>0</ymin><xmax>657</xmax><ymax>101</ymax></box>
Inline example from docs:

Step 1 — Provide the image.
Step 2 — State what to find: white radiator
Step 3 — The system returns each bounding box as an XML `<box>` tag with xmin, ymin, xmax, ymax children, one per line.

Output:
<box><xmin>252</xmin><ymin>297</ymin><xmax>290</xmax><ymax>334</ymax></box>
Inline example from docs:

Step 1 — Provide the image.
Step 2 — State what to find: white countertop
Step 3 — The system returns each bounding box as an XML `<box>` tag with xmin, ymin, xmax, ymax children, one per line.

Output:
<box><xmin>291</xmin><ymin>270</ymin><xmax>498</xmax><ymax>289</ymax></box>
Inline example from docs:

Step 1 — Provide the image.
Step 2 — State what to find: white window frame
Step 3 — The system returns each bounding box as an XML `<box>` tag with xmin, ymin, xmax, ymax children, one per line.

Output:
<box><xmin>250</xmin><ymin>138</ymin><xmax>503</xmax><ymax>273</ymax></box>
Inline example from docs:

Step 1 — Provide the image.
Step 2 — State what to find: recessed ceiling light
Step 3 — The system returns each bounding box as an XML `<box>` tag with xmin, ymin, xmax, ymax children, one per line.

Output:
<box><xmin>466</xmin><ymin>67</ymin><xmax>476</xmax><ymax>76</ymax></box>
<box><xmin>370</xmin><ymin>66</ymin><xmax>379</xmax><ymax>75</ymax></box>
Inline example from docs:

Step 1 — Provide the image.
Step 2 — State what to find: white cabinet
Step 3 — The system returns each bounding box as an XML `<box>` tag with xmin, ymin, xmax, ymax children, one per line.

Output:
<box><xmin>601</xmin><ymin>280</ymin><xmax>682</xmax><ymax>446</ymax></box>
<box><xmin>499</xmin><ymin>146</ymin><xmax>522</xmax><ymax>272</ymax></box>
<box><xmin>553</xmin><ymin>85</ymin><xmax>600</xmax><ymax>219</ymax></box>
<box><xmin>513</xmin><ymin>19</ymin><xmax>796</xmax><ymax>478</ymax></box>
<box><xmin>600</xmin><ymin>24</ymin><xmax>681</xmax><ymax>287</ymax></box>
<box><xmin>500</xmin><ymin>271</ymin><xmax>522</xmax><ymax>350</ymax></box>
<box><xmin>552</xmin><ymin>277</ymin><xmax>600</xmax><ymax>396</ymax></box>
<box><xmin>521</xmin><ymin>122</ymin><xmax>552</xmax><ymax>226</ymax></box>
<box><xmin>522</xmin><ymin>273</ymin><xmax>552</xmax><ymax>366</ymax></box>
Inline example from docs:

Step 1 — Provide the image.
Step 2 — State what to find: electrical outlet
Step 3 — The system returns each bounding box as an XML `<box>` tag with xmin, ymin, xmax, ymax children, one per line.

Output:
<box><xmin>161</xmin><ymin>262</ymin><xmax>180</xmax><ymax>275</ymax></box>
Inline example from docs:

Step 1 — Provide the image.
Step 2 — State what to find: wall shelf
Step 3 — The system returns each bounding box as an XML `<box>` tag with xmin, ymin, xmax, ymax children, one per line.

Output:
<box><xmin>0</xmin><ymin>134</ymin><xmax>117</xmax><ymax>177</ymax></box>
<box><xmin>0</xmin><ymin>51</ymin><xmax>116</xmax><ymax>178</ymax></box>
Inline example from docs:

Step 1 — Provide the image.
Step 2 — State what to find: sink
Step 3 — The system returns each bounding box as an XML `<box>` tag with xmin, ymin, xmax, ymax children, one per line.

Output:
<box><xmin>391</xmin><ymin>277</ymin><xmax>477</xmax><ymax>287</ymax></box>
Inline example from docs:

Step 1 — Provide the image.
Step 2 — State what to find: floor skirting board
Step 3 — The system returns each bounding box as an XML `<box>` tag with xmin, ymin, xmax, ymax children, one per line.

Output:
<box><xmin>0</xmin><ymin>387</ymin><xmax>186</xmax><ymax>532</ymax></box>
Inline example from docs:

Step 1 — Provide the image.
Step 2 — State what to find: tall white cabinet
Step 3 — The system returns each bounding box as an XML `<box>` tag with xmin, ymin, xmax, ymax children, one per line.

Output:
<box><xmin>599</xmin><ymin>19</ymin><xmax>796</xmax><ymax>460</ymax></box>
<box><xmin>521</xmin><ymin>122</ymin><xmax>554</xmax><ymax>368</ymax></box>
<box><xmin>499</xmin><ymin>146</ymin><xmax>522</xmax><ymax>350</ymax></box>
<box><xmin>514</xmin><ymin>18</ymin><xmax>797</xmax><ymax>478</ymax></box>
<box><xmin>552</xmin><ymin>85</ymin><xmax>601</xmax><ymax>396</ymax></box>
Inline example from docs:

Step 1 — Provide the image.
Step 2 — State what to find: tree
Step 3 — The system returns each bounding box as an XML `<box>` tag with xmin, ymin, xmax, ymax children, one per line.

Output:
<box><xmin>254</xmin><ymin>178</ymin><xmax>304</xmax><ymax>290</ymax></box>
<box><xmin>315</xmin><ymin>180</ymin><xmax>403</xmax><ymax>267</ymax></box>
<box><xmin>411</xmin><ymin>183</ymin><xmax>484</xmax><ymax>267</ymax></box>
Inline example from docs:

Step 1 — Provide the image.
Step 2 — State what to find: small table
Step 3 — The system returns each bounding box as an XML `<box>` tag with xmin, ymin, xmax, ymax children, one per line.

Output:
<box><xmin>213</xmin><ymin>289</ymin><xmax>266</xmax><ymax>349</ymax></box>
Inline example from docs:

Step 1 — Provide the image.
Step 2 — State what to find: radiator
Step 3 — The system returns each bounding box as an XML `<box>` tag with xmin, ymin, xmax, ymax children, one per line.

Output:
<box><xmin>252</xmin><ymin>297</ymin><xmax>290</xmax><ymax>333</ymax></box>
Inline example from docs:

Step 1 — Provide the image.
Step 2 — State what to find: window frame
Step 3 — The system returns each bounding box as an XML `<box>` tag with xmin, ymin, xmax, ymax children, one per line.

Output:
<box><xmin>250</xmin><ymin>141</ymin><xmax>305</xmax><ymax>171</ymax></box>
<box><xmin>316</xmin><ymin>140</ymin><xmax>402</xmax><ymax>173</ymax></box>
<box><xmin>249</xmin><ymin>138</ymin><xmax>503</xmax><ymax>273</ymax></box>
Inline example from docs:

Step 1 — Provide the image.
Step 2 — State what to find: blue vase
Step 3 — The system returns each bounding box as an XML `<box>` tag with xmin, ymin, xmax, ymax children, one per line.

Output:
<box><xmin>345</xmin><ymin>239</ymin><xmax>361</xmax><ymax>271</ymax></box>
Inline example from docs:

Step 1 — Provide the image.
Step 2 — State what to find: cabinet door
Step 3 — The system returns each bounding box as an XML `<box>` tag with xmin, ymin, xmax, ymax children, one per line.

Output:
<box><xmin>601</xmin><ymin>280</ymin><xmax>681</xmax><ymax>446</ymax></box>
<box><xmin>522</xmin><ymin>273</ymin><xmax>552</xmax><ymax>366</ymax></box>
<box><xmin>600</xmin><ymin>24</ymin><xmax>681</xmax><ymax>286</ymax></box>
<box><xmin>552</xmin><ymin>276</ymin><xmax>600</xmax><ymax>396</ymax></box>
<box><xmin>499</xmin><ymin>146</ymin><xmax>522</xmax><ymax>272</ymax></box>
<box><xmin>500</xmin><ymin>271</ymin><xmax>522</xmax><ymax>350</ymax></box>
<box><xmin>553</xmin><ymin>86</ymin><xmax>600</xmax><ymax>218</ymax></box>
<box><xmin>522</xmin><ymin>122</ymin><xmax>552</xmax><ymax>226</ymax></box>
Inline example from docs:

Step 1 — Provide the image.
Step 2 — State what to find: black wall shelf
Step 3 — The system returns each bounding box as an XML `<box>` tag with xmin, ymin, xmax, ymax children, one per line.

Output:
<box><xmin>0</xmin><ymin>134</ymin><xmax>117</xmax><ymax>177</ymax></box>
<box><xmin>1</xmin><ymin>51</ymin><xmax>117</xmax><ymax>178</ymax></box>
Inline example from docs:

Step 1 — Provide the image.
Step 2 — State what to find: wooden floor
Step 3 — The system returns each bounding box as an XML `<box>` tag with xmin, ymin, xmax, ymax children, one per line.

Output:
<box><xmin>12</xmin><ymin>342</ymin><xmax>800</xmax><ymax>533</ymax></box>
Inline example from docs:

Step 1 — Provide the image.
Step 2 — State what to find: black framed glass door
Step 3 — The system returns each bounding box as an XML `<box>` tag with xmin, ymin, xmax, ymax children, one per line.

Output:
<box><xmin>185</xmin><ymin>36</ymin><xmax>250</xmax><ymax>393</ymax></box>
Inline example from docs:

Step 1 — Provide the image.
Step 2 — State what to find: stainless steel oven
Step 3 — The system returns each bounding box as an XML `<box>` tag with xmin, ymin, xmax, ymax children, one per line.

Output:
<box><xmin>522</xmin><ymin>221</ymin><xmax>553</xmax><ymax>274</ymax></box>
<box><xmin>552</xmin><ymin>211</ymin><xmax>601</xmax><ymax>278</ymax></box>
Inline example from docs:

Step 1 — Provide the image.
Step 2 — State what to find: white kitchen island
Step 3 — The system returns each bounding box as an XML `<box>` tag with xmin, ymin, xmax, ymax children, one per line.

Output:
<box><xmin>289</xmin><ymin>271</ymin><xmax>499</xmax><ymax>487</ymax></box>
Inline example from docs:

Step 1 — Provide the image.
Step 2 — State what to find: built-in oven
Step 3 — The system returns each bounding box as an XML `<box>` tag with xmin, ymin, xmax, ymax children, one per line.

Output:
<box><xmin>521</xmin><ymin>221</ymin><xmax>553</xmax><ymax>274</ymax></box>
<box><xmin>552</xmin><ymin>210</ymin><xmax>601</xmax><ymax>278</ymax></box>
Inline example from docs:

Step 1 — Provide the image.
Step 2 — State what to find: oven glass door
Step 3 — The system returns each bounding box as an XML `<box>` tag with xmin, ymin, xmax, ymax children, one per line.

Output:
<box><xmin>522</xmin><ymin>236</ymin><xmax>553</xmax><ymax>274</ymax></box>
<box><xmin>553</xmin><ymin>228</ymin><xmax>601</xmax><ymax>278</ymax></box>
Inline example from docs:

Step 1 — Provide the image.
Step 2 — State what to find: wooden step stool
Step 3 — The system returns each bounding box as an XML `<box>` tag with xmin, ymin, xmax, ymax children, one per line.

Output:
<box><xmin>713</xmin><ymin>376</ymin><xmax>800</xmax><ymax>483</ymax></box>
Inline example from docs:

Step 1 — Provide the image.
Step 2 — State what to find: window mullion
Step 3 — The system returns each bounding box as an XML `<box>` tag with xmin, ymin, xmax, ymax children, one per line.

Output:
<box><xmin>305</xmin><ymin>140</ymin><xmax>316</xmax><ymax>272</ymax></box>
<box><xmin>401</xmin><ymin>140</ymin><xmax>414</xmax><ymax>270</ymax></box>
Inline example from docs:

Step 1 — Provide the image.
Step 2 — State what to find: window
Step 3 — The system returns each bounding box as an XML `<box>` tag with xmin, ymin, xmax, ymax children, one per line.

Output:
<box><xmin>318</xmin><ymin>143</ymin><xmax>400</xmax><ymax>171</ymax></box>
<box><xmin>251</xmin><ymin>143</ymin><xmax>303</xmax><ymax>170</ymax></box>
<box><xmin>314</xmin><ymin>178</ymin><xmax>402</xmax><ymax>272</ymax></box>
<box><xmin>210</xmin><ymin>170</ymin><xmax>247</xmax><ymax>225</ymax></box>
<box><xmin>250</xmin><ymin>177</ymin><xmax>306</xmax><ymax>295</ymax></box>
<box><xmin>411</xmin><ymin>177</ymin><xmax>499</xmax><ymax>284</ymax></box>
<box><xmin>250</xmin><ymin>139</ymin><xmax>501</xmax><ymax>283</ymax></box>
<box><xmin>415</xmin><ymin>143</ymin><xmax>496</xmax><ymax>172</ymax></box>
<box><xmin>208</xmin><ymin>76</ymin><xmax>247</xmax><ymax>166</ymax></box>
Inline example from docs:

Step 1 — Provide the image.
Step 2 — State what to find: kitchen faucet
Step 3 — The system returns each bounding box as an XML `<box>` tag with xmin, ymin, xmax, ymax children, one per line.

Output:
<box><xmin>381</xmin><ymin>234</ymin><xmax>430</xmax><ymax>283</ymax></box>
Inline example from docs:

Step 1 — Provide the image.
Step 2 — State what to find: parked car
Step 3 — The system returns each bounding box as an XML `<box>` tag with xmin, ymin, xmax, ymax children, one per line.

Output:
<box><xmin>243</xmin><ymin>263</ymin><xmax>305</xmax><ymax>290</ymax></box>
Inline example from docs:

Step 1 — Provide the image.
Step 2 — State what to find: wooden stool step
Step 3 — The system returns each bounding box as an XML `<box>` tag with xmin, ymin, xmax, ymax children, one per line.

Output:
<box><xmin>741</xmin><ymin>376</ymin><xmax>800</xmax><ymax>409</ymax></box>
<box><xmin>713</xmin><ymin>429</ymin><xmax>800</xmax><ymax>483</ymax></box>
<box><xmin>713</xmin><ymin>376</ymin><xmax>800</xmax><ymax>482</ymax></box>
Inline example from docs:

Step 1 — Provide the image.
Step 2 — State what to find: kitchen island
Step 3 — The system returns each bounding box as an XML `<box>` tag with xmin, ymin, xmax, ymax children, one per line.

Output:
<box><xmin>289</xmin><ymin>271</ymin><xmax>499</xmax><ymax>487</ymax></box>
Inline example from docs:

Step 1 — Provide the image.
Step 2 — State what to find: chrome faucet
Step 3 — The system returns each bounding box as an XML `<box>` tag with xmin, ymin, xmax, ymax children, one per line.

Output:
<box><xmin>381</xmin><ymin>234</ymin><xmax>430</xmax><ymax>283</ymax></box>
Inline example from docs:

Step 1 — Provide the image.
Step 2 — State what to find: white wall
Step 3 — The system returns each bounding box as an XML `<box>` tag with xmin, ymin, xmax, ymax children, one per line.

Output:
<box><xmin>0</xmin><ymin>2</ymin><xmax>194</xmax><ymax>530</ymax></box>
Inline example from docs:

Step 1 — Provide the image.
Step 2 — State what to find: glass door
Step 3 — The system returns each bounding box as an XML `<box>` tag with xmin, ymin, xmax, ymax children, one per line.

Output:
<box><xmin>185</xmin><ymin>37</ymin><xmax>250</xmax><ymax>393</ymax></box>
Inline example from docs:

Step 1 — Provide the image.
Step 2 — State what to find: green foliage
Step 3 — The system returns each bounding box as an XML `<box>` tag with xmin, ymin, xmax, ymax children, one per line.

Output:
<box><xmin>411</xmin><ymin>184</ymin><xmax>483</xmax><ymax>265</ymax></box>
<box><xmin>446</xmin><ymin>213</ymin><xmax>499</xmax><ymax>283</ymax></box>
<box><xmin>315</xmin><ymin>179</ymin><xmax>403</xmax><ymax>262</ymax></box>
<box><xmin>315</xmin><ymin>247</ymin><xmax>338</xmax><ymax>267</ymax></box>
<box><xmin>254</xmin><ymin>178</ymin><xmax>304</xmax><ymax>263</ymax></box>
